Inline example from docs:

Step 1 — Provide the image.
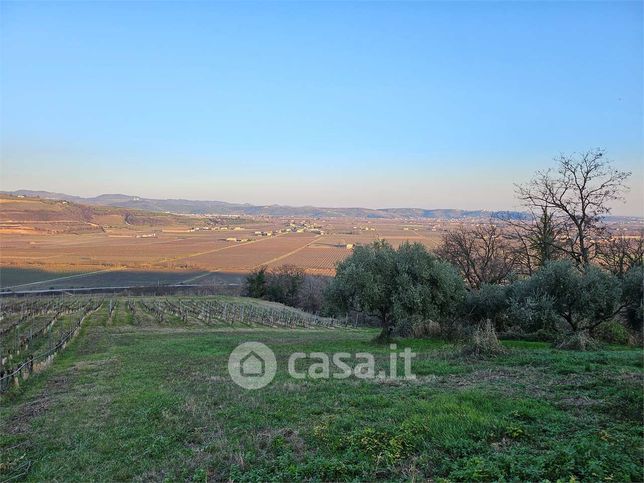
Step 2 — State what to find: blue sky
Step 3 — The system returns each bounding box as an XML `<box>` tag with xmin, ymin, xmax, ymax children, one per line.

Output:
<box><xmin>1</xmin><ymin>1</ymin><xmax>642</xmax><ymax>214</ymax></box>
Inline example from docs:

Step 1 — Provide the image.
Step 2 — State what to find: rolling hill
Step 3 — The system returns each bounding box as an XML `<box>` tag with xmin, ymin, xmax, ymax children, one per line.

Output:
<box><xmin>0</xmin><ymin>195</ymin><xmax>219</xmax><ymax>234</ymax></box>
<box><xmin>3</xmin><ymin>190</ymin><xmax>525</xmax><ymax>219</ymax></box>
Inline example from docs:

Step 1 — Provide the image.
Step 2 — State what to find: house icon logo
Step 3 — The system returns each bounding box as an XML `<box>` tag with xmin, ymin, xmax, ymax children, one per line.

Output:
<box><xmin>228</xmin><ymin>342</ymin><xmax>276</xmax><ymax>389</ymax></box>
<box><xmin>240</xmin><ymin>351</ymin><xmax>265</xmax><ymax>377</ymax></box>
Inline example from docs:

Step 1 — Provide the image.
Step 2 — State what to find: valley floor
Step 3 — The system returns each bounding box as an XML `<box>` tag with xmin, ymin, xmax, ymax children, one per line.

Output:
<box><xmin>1</xmin><ymin>298</ymin><xmax>642</xmax><ymax>481</ymax></box>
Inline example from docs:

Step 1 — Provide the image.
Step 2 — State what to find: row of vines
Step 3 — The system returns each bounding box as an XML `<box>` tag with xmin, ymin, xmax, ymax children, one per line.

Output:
<box><xmin>0</xmin><ymin>295</ymin><xmax>349</xmax><ymax>392</ymax></box>
<box><xmin>0</xmin><ymin>297</ymin><xmax>102</xmax><ymax>392</ymax></box>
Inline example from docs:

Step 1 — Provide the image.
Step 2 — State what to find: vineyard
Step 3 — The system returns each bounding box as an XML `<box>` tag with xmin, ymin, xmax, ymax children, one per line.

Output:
<box><xmin>1</xmin><ymin>295</ymin><xmax>642</xmax><ymax>481</ymax></box>
<box><xmin>0</xmin><ymin>295</ymin><xmax>346</xmax><ymax>392</ymax></box>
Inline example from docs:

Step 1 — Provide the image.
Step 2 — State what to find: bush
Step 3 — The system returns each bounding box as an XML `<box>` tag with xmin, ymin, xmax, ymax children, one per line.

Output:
<box><xmin>393</xmin><ymin>317</ymin><xmax>442</xmax><ymax>339</ymax></box>
<box><xmin>297</xmin><ymin>275</ymin><xmax>331</xmax><ymax>314</ymax></box>
<box><xmin>621</xmin><ymin>264</ymin><xmax>643</xmax><ymax>332</ymax></box>
<box><xmin>243</xmin><ymin>264</ymin><xmax>305</xmax><ymax>308</ymax></box>
<box><xmin>265</xmin><ymin>264</ymin><xmax>305</xmax><ymax>306</ymax></box>
<box><xmin>245</xmin><ymin>266</ymin><xmax>268</xmax><ymax>298</ymax></box>
<box><xmin>462</xmin><ymin>321</ymin><xmax>507</xmax><ymax>357</ymax></box>
<box><xmin>463</xmin><ymin>284</ymin><xmax>510</xmax><ymax>331</ymax></box>
<box><xmin>593</xmin><ymin>320</ymin><xmax>630</xmax><ymax>345</ymax></box>
<box><xmin>508</xmin><ymin>261</ymin><xmax>622</xmax><ymax>336</ymax></box>
<box><xmin>436</xmin><ymin>317</ymin><xmax>472</xmax><ymax>342</ymax></box>
<box><xmin>555</xmin><ymin>331</ymin><xmax>600</xmax><ymax>351</ymax></box>
<box><xmin>506</xmin><ymin>282</ymin><xmax>560</xmax><ymax>335</ymax></box>
<box><xmin>499</xmin><ymin>327</ymin><xmax>554</xmax><ymax>342</ymax></box>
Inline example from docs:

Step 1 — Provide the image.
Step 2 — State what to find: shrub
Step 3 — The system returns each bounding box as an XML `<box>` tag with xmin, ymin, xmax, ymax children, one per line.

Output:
<box><xmin>555</xmin><ymin>331</ymin><xmax>600</xmax><ymax>351</ymax></box>
<box><xmin>245</xmin><ymin>266</ymin><xmax>268</xmax><ymax>298</ymax></box>
<box><xmin>297</xmin><ymin>275</ymin><xmax>330</xmax><ymax>314</ymax></box>
<box><xmin>463</xmin><ymin>284</ymin><xmax>510</xmax><ymax>331</ymax></box>
<box><xmin>393</xmin><ymin>317</ymin><xmax>442</xmax><ymax>339</ymax></box>
<box><xmin>506</xmin><ymin>281</ymin><xmax>560</xmax><ymax>335</ymax></box>
<box><xmin>621</xmin><ymin>264</ymin><xmax>643</xmax><ymax>332</ymax></box>
<box><xmin>243</xmin><ymin>264</ymin><xmax>305</xmax><ymax>307</ymax></box>
<box><xmin>593</xmin><ymin>320</ymin><xmax>630</xmax><ymax>345</ymax></box>
<box><xmin>436</xmin><ymin>317</ymin><xmax>472</xmax><ymax>342</ymax></box>
<box><xmin>462</xmin><ymin>321</ymin><xmax>507</xmax><ymax>357</ymax></box>
<box><xmin>499</xmin><ymin>327</ymin><xmax>555</xmax><ymax>342</ymax></box>
<box><xmin>265</xmin><ymin>264</ymin><xmax>305</xmax><ymax>306</ymax></box>
<box><xmin>508</xmin><ymin>261</ymin><xmax>622</xmax><ymax>336</ymax></box>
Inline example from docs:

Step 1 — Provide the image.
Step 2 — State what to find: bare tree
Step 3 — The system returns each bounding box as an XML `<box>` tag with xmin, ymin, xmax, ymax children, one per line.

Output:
<box><xmin>596</xmin><ymin>232</ymin><xmax>644</xmax><ymax>277</ymax></box>
<box><xmin>516</xmin><ymin>149</ymin><xmax>631</xmax><ymax>267</ymax></box>
<box><xmin>499</xmin><ymin>206</ymin><xmax>564</xmax><ymax>275</ymax></box>
<box><xmin>266</xmin><ymin>264</ymin><xmax>305</xmax><ymax>306</ymax></box>
<box><xmin>436</xmin><ymin>224</ymin><xmax>517</xmax><ymax>288</ymax></box>
<box><xmin>297</xmin><ymin>275</ymin><xmax>331</xmax><ymax>313</ymax></box>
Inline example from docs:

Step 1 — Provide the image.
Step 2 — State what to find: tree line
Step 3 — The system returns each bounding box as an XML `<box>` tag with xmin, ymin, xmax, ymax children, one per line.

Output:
<box><xmin>245</xmin><ymin>150</ymin><xmax>642</xmax><ymax>348</ymax></box>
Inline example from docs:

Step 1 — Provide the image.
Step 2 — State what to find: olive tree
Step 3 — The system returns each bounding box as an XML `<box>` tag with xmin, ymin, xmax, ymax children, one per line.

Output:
<box><xmin>463</xmin><ymin>283</ymin><xmax>511</xmax><ymax>331</ymax></box>
<box><xmin>326</xmin><ymin>240</ymin><xmax>465</xmax><ymax>341</ymax></box>
<box><xmin>511</xmin><ymin>260</ymin><xmax>622</xmax><ymax>335</ymax></box>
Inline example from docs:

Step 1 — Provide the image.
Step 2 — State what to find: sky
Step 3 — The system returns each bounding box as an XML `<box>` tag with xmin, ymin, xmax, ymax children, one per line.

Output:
<box><xmin>1</xmin><ymin>1</ymin><xmax>642</xmax><ymax>215</ymax></box>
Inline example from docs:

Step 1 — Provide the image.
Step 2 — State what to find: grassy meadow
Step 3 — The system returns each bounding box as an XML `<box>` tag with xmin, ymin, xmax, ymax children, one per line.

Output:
<box><xmin>1</xmin><ymin>297</ymin><xmax>642</xmax><ymax>481</ymax></box>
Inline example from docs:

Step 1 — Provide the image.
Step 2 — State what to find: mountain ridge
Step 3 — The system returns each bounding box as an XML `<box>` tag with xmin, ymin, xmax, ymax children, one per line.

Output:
<box><xmin>2</xmin><ymin>189</ymin><xmax>529</xmax><ymax>219</ymax></box>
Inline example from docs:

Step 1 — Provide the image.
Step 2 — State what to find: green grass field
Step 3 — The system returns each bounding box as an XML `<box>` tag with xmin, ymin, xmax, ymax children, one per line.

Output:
<box><xmin>1</xmin><ymin>297</ymin><xmax>642</xmax><ymax>481</ymax></box>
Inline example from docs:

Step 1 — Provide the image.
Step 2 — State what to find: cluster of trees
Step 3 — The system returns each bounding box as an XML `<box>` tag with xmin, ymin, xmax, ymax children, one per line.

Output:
<box><xmin>438</xmin><ymin>149</ymin><xmax>642</xmax><ymax>283</ymax></box>
<box><xmin>245</xmin><ymin>150</ymin><xmax>642</xmax><ymax>347</ymax></box>
<box><xmin>466</xmin><ymin>262</ymin><xmax>642</xmax><ymax>338</ymax></box>
<box><xmin>245</xmin><ymin>264</ymin><xmax>330</xmax><ymax>313</ymax></box>
<box><xmin>323</xmin><ymin>239</ymin><xmax>641</xmax><ymax>344</ymax></box>
<box><xmin>324</xmin><ymin>150</ymin><xmax>642</xmax><ymax>345</ymax></box>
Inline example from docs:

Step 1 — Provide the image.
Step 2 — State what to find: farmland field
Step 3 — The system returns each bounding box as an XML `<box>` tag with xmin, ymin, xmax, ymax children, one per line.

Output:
<box><xmin>0</xmin><ymin>205</ymin><xmax>447</xmax><ymax>288</ymax></box>
<box><xmin>1</xmin><ymin>295</ymin><xmax>642</xmax><ymax>481</ymax></box>
<box><xmin>0</xmin><ymin>268</ymin><xmax>248</xmax><ymax>291</ymax></box>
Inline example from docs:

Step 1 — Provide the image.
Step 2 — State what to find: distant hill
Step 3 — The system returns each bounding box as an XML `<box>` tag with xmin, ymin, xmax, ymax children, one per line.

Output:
<box><xmin>0</xmin><ymin>194</ymin><xmax>216</xmax><ymax>234</ymax></box>
<box><xmin>3</xmin><ymin>190</ymin><xmax>526</xmax><ymax>220</ymax></box>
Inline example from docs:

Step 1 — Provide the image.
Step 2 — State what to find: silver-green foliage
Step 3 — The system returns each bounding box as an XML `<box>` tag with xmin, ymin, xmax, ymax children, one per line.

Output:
<box><xmin>326</xmin><ymin>240</ymin><xmax>466</xmax><ymax>338</ymax></box>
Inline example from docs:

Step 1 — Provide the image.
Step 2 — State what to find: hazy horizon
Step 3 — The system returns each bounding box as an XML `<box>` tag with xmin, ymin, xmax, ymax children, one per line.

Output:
<box><xmin>3</xmin><ymin>186</ymin><xmax>644</xmax><ymax>218</ymax></box>
<box><xmin>1</xmin><ymin>1</ymin><xmax>642</xmax><ymax>215</ymax></box>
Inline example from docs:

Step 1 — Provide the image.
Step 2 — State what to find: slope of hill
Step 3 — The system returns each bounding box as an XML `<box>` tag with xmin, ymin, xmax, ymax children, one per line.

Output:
<box><xmin>3</xmin><ymin>190</ymin><xmax>524</xmax><ymax>219</ymax></box>
<box><xmin>0</xmin><ymin>195</ymin><xmax>216</xmax><ymax>234</ymax></box>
